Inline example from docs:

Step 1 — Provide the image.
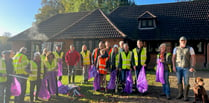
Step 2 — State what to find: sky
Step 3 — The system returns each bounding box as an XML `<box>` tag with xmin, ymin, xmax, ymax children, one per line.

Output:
<box><xmin>0</xmin><ymin>0</ymin><xmax>176</xmax><ymax>36</ymax></box>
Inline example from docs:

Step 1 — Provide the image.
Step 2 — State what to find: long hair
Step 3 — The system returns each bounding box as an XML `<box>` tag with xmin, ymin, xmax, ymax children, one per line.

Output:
<box><xmin>81</xmin><ymin>44</ymin><xmax>87</xmax><ymax>52</ymax></box>
<box><xmin>45</xmin><ymin>51</ymin><xmax>55</xmax><ymax>61</ymax></box>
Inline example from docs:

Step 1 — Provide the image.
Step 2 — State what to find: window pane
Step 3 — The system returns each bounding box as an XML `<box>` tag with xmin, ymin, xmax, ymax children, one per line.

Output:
<box><xmin>148</xmin><ymin>20</ymin><xmax>153</xmax><ymax>27</ymax></box>
<box><xmin>142</xmin><ymin>20</ymin><xmax>147</xmax><ymax>27</ymax></box>
<box><xmin>197</xmin><ymin>42</ymin><xmax>202</xmax><ymax>52</ymax></box>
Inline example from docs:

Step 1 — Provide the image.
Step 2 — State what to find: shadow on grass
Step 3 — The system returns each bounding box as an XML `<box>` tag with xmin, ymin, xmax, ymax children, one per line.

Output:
<box><xmin>27</xmin><ymin>70</ymin><xmax>209</xmax><ymax>103</ymax></box>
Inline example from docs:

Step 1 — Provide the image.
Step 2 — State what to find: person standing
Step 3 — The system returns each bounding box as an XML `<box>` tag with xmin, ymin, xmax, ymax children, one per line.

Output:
<box><xmin>119</xmin><ymin>41</ymin><xmax>124</xmax><ymax>53</ymax></box>
<box><xmin>172</xmin><ymin>36</ymin><xmax>196</xmax><ymax>101</ymax></box>
<box><xmin>53</xmin><ymin>45</ymin><xmax>64</xmax><ymax>81</ymax></box>
<box><xmin>132</xmin><ymin>40</ymin><xmax>150</xmax><ymax>78</ymax></box>
<box><xmin>97</xmin><ymin>49</ymin><xmax>108</xmax><ymax>91</ymax></box>
<box><xmin>13</xmin><ymin>47</ymin><xmax>29</xmax><ymax>103</ymax></box>
<box><xmin>65</xmin><ymin>45</ymin><xmax>80</xmax><ymax>84</ymax></box>
<box><xmin>105</xmin><ymin>41</ymin><xmax>112</xmax><ymax>72</ymax></box>
<box><xmin>44</xmin><ymin>52</ymin><xmax>58</xmax><ymax>96</ymax></box>
<box><xmin>118</xmin><ymin>43</ymin><xmax>133</xmax><ymax>94</ymax></box>
<box><xmin>91</xmin><ymin>41</ymin><xmax>108</xmax><ymax>66</ymax></box>
<box><xmin>0</xmin><ymin>51</ymin><xmax>14</xmax><ymax>103</ymax></box>
<box><xmin>29</xmin><ymin>52</ymin><xmax>44</xmax><ymax>102</ymax></box>
<box><xmin>80</xmin><ymin>44</ymin><xmax>91</xmax><ymax>84</ymax></box>
<box><xmin>110</xmin><ymin>45</ymin><xmax>119</xmax><ymax>72</ymax></box>
<box><xmin>41</xmin><ymin>48</ymin><xmax>48</xmax><ymax>62</ymax></box>
<box><xmin>156</xmin><ymin>43</ymin><xmax>172</xmax><ymax>100</ymax></box>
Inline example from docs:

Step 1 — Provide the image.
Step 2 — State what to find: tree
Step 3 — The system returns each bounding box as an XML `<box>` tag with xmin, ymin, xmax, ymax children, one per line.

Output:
<box><xmin>35</xmin><ymin>0</ymin><xmax>135</xmax><ymax>23</ymax></box>
<box><xmin>2</xmin><ymin>32</ymin><xmax>12</xmax><ymax>37</ymax></box>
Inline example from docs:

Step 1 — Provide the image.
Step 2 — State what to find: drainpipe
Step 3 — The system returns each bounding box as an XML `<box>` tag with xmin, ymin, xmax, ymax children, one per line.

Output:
<box><xmin>204</xmin><ymin>41</ymin><xmax>208</xmax><ymax>68</ymax></box>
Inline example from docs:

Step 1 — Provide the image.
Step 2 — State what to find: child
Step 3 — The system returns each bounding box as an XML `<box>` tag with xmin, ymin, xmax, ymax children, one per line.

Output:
<box><xmin>97</xmin><ymin>49</ymin><xmax>108</xmax><ymax>91</ymax></box>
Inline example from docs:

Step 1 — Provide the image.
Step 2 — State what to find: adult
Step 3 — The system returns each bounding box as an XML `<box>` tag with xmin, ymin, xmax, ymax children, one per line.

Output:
<box><xmin>110</xmin><ymin>44</ymin><xmax>119</xmax><ymax>72</ymax></box>
<box><xmin>105</xmin><ymin>41</ymin><xmax>112</xmax><ymax>72</ymax></box>
<box><xmin>53</xmin><ymin>45</ymin><xmax>64</xmax><ymax>81</ymax></box>
<box><xmin>0</xmin><ymin>51</ymin><xmax>14</xmax><ymax>103</ymax></box>
<box><xmin>65</xmin><ymin>45</ymin><xmax>80</xmax><ymax>84</ymax></box>
<box><xmin>172</xmin><ymin>36</ymin><xmax>196</xmax><ymax>101</ymax></box>
<box><xmin>157</xmin><ymin>43</ymin><xmax>172</xmax><ymax>100</ymax></box>
<box><xmin>91</xmin><ymin>41</ymin><xmax>108</xmax><ymax>66</ymax></box>
<box><xmin>80</xmin><ymin>44</ymin><xmax>91</xmax><ymax>84</ymax></box>
<box><xmin>13</xmin><ymin>47</ymin><xmax>29</xmax><ymax>103</ymax></box>
<box><xmin>41</xmin><ymin>48</ymin><xmax>48</xmax><ymax>62</ymax></box>
<box><xmin>118</xmin><ymin>43</ymin><xmax>133</xmax><ymax>93</ymax></box>
<box><xmin>29</xmin><ymin>52</ymin><xmax>44</xmax><ymax>102</ymax></box>
<box><xmin>132</xmin><ymin>40</ymin><xmax>150</xmax><ymax>77</ymax></box>
<box><xmin>118</xmin><ymin>41</ymin><xmax>124</xmax><ymax>53</ymax></box>
<box><xmin>44</xmin><ymin>52</ymin><xmax>58</xmax><ymax>96</ymax></box>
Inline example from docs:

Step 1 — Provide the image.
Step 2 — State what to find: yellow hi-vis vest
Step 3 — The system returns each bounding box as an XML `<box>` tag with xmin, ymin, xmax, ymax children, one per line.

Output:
<box><xmin>53</xmin><ymin>51</ymin><xmax>64</xmax><ymax>59</ymax></box>
<box><xmin>80</xmin><ymin>50</ymin><xmax>90</xmax><ymax>65</ymax></box>
<box><xmin>13</xmin><ymin>53</ymin><xmax>29</xmax><ymax>75</ymax></box>
<box><xmin>156</xmin><ymin>53</ymin><xmax>172</xmax><ymax>72</ymax></box>
<box><xmin>44</xmin><ymin>59</ymin><xmax>57</xmax><ymax>72</ymax></box>
<box><xmin>133</xmin><ymin>47</ymin><xmax>147</xmax><ymax>66</ymax></box>
<box><xmin>41</xmin><ymin>55</ymin><xmax>46</xmax><ymax>61</ymax></box>
<box><xmin>121</xmin><ymin>51</ymin><xmax>132</xmax><ymax>69</ymax></box>
<box><xmin>115</xmin><ymin>53</ymin><xmax>119</xmax><ymax>68</ymax></box>
<box><xmin>29</xmin><ymin>60</ymin><xmax>44</xmax><ymax>81</ymax></box>
<box><xmin>0</xmin><ymin>59</ymin><xmax>7</xmax><ymax>82</ymax></box>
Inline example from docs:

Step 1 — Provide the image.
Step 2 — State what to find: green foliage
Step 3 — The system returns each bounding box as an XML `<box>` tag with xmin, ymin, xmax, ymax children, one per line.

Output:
<box><xmin>35</xmin><ymin>0</ymin><xmax>135</xmax><ymax>23</ymax></box>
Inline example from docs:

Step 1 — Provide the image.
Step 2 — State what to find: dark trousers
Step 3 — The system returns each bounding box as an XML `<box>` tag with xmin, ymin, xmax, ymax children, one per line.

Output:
<box><xmin>121</xmin><ymin>69</ymin><xmax>129</xmax><ymax>83</ymax></box>
<box><xmin>5</xmin><ymin>78</ymin><xmax>12</xmax><ymax>103</ymax></box>
<box><xmin>0</xmin><ymin>83</ymin><xmax>7</xmax><ymax>103</ymax></box>
<box><xmin>68</xmin><ymin>66</ymin><xmax>76</xmax><ymax>84</ymax></box>
<box><xmin>30</xmin><ymin>79</ymin><xmax>41</xmax><ymax>102</ymax></box>
<box><xmin>15</xmin><ymin>75</ymin><xmax>27</xmax><ymax>103</ymax></box>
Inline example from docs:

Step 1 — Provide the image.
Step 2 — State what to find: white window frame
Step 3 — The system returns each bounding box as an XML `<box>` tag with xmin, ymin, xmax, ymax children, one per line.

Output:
<box><xmin>138</xmin><ymin>19</ymin><xmax>156</xmax><ymax>30</ymax></box>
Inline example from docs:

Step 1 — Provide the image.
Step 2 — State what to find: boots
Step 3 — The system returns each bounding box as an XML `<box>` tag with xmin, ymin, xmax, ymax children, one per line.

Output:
<box><xmin>176</xmin><ymin>84</ymin><xmax>183</xmax><ymax>99</ymax></box>
<box><xmin>184</xmin><ymin>85</ymin><xmax>190</xmax><ymax>101</ymax></box>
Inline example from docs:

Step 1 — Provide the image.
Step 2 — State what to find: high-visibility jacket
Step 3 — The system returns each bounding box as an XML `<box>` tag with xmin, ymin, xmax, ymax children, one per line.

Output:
<box><xmin>53</xmin><ymin>51</ymin><xmax>64</xmax><ymax>60</ymax></box>
<box><xmin>121</xmin><ymin>51</ymin><xmax>132</xmax><ymax>69</ymax></box>
<box><xmin>110</xmin><ymin>52</ymin><xmax>119</xmax><ymax>68</ymax></box>
<box><xmin>0</xmin><ymin>59</ymin><xmax>7</xmax><ymax>82</ymax></box>
<box><xmin>115</xmin><ymin>53</ymin><xmax>119</xmax><ymax>68</ymax></box>
<box><xmin>29</xmin><ymin>60</ymin><xmax>44</xmax><ymax>81</ymax></box>
<box><xmin>107</xmin><ymin>48</ymin><xmax>112</xmax><ymax>59</ymax></box>
<box><xmin>41</xmin><ymin>55</ymin><xmax>46</xmax><ymax>61</ymax></box>
<box><xmin>44</xmin><ymin>59</ymin><xmax>57</xmax><ymax>72</ymax></box>
<box><xmin>80</xmin><ymin>50</ymin><xmax>91</xmax><ymax>65</ymax></box>
<box><xmin>13</xmin><ymin>53</ymin><xmax>29</xmax><ymax>75</ymax></box>
<box><xmin>133</xmin><ymin>47</ymin><xmax>147</xmax><ymax>66</ymax></box>
<box><xmin>98</xmin><ymin>57</ymin><xmax>108</xmax><ymax>74</ymax></box>
<box><xmin>93</xmin><ymin>48</ymin><xmax>99</xmax><ymax>63</ymax></box>
<box><xmin>157</xmin><ymin>53</ymin><xmax>172</xmax><ymax>72</ymax></box>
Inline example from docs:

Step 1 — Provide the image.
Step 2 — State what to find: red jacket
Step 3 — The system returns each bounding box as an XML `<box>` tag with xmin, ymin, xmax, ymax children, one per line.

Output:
<box><xmin>65</xmin><ymin>50</ymin><xmax>80</xmax><ymax>66</ymax></box>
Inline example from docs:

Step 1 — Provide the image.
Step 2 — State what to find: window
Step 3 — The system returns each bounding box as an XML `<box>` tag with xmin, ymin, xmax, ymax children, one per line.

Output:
<box><xmin>74</xmin><ymin>39</ymin><xmax>100</xmax><ymax>52</ymax></box>
<box><xmin>139</xmin><ymin>19</ymin><xmax>156</xmax><ymax>29</ymax></box>
<box><xmin>42</xmin><ymin>42</ymin><xmax>52</xmax><ymax>51</ymax></box>
<box><xmin>53</xmin><ymin>42</ymin><xmax>63</xmax><ymax>51</ymax></box>
<box><xmin>138</xmin><ymin>11</ymin><xmax>157</xmax><ymax>30</ymax></box>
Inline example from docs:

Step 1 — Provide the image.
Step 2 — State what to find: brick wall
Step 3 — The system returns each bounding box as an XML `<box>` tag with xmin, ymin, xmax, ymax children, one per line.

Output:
<box><xmin>101</xmin><ymin>38</ymin><xmax>123</xmax><ymax>47</ymax></box>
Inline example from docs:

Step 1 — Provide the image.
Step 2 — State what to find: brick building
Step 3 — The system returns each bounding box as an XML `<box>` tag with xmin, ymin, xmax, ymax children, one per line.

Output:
<box><xmin>9</xmin><ymin>1</ymin><xmax>209</xmax><ymax>69</ymax></box>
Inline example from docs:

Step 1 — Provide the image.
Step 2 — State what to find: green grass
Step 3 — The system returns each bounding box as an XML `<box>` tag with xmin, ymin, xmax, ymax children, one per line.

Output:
<box><xmin>10</xmin><ymin>71</ymin><xmax>160</xmax><ymax>103</ymax></box>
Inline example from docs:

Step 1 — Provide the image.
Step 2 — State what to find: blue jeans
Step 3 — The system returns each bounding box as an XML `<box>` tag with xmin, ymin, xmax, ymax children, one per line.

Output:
<box><xmin>163</xmin><ymin>70</ymin><xmax>170</xmax><ymax>95</ymax></box>
<box><xmin>121</xmin><ymin>69</ymin><xmax>129</xmax><ymax>83</ymax></box>
<box><xmin>176</xmin><ymin>67</ymin><xmax>190</xmax><ymax>86</ymax></box>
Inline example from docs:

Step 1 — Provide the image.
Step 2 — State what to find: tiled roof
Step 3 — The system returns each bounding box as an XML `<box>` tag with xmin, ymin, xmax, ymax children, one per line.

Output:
<box><xmin>9</xmin><ymin>12</ymin><xmax>90</xmax><ymax>41</ymax></box>
<box><xmin>51</xmin><ymin>9</ymin><xmax>125</xmax><ymax>40</ymax></box>
<box><xmin>109</xmin><ymin>1</ymin><xmax>209</xmax><ymax>40</ymax></box>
